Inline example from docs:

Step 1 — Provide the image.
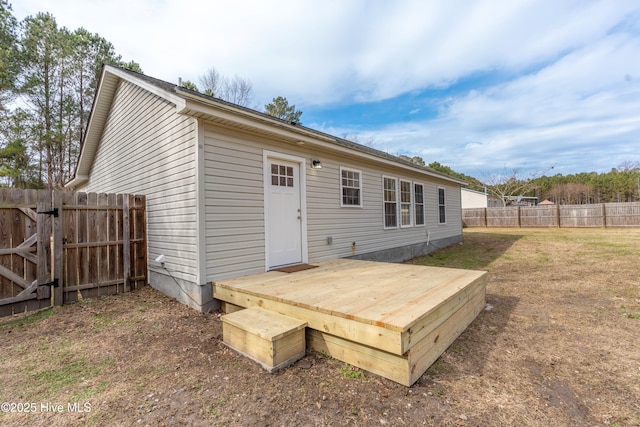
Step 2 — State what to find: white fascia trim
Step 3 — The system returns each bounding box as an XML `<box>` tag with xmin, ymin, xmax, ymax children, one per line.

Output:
<box><xmin>105</xmin><ymin>65</ymin><xmax>186</xmax><ymax>108</ymax></box>
<box><xmin>177</xmin><ymin>96</ymin><xmax>464</xmax><ymax>186</ymax></box>
<box><xmin>65</xmin><ymin>175</ymin><xmax>88</xmax><ymax>189</ymax></box>
<box><xmin>195</xmin><ymin>119</ymin><xmax>207</xmax><ymax>285</ymax></box>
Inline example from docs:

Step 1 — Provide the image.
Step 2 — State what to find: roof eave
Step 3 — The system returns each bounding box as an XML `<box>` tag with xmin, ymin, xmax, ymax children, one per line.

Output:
<box><xmin>70</xmin><ymin>65</ymin><xmax>185</xmax><ymax>183</ymax></box>
<box><xmin>71</xmin><ymin>65</ymin><xmax>466</xmax><ymax>188</ymax></box>
<box><xmin>177</xmin><ymin>91</ymin><xmax>466</xmax><ymax>185</ymax></box>
<box><xmin>65</xmin><ymin>174</ymin><xmax>88</xmax><ymax>189</ymax></box>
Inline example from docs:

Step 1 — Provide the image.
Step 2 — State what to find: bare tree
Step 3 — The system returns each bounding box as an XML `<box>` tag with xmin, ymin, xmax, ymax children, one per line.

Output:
<box><xmin>483</xmin><ymin>166</ymin><xmax>554</xmax><ymax>206</ymax></box>
<box><xmin>199</xmin><ymin>66</ymin><xmax>223</xmax><ymax>97</ymax></box>
<box><xmin>339</xmin><ymin>133</ymin><xmax>375</xmax><ymax>147</ymax></box>
<box><xmin>618</xmin><ymin>161</ymin><xmax>640</xmax><ymax>172</ymax></box>
<box><xmin>199</xmin><ymin>67</ymin><xmax>253</xmax><ymax>107</ymax></box>
<box><xmin>225</xmin><ymin>75</ymin><xmax>253</xmax><ymax>106</ymax></box>
<box><xmin>547</xmin><ymin>182</ymin><xmax>593</xmax><ymax>204</ymax></box>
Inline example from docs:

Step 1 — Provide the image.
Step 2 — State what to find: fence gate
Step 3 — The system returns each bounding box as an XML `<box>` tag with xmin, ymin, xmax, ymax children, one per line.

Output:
<box><xmin>0</xmin><ymin>189</ymin><xmax>146</xmax><ymax>317</ymax></box>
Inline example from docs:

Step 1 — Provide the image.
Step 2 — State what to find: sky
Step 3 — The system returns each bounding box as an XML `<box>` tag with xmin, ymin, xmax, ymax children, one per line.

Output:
<box><xmin>12</xmin><ymin>0</ymin><xmax>640</xmax><ymax>179</ymax></box>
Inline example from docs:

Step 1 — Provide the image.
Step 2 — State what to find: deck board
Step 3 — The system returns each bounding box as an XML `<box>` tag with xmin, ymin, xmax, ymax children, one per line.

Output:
<box><xmin>216</xmin><ymin>259</ymin><xmax>486</xmax><ymax>331</ymax></box>
<box><xmin>213</xmin><ymin>259</ymin><xmax>487</xmax><ymax>385</ymax></box>
<box><xmin>214</xmin><ymin>259</ymin><xmax>486</xmax><ymax>354</ymax></box>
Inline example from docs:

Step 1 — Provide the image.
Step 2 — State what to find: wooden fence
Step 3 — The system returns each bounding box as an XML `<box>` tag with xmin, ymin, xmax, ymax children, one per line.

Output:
<box><xmin>0</xmin><ymin>189</ymin><xmax>147</xmax><ymax>317</ymax></box>
<box><xmin>463</xmin><ymin>202</ymin><xmax>640</xmax><ymax>228</ymax></box>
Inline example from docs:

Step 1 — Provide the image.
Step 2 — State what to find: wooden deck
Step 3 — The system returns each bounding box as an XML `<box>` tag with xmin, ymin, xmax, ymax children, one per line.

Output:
<box><xmin>213</xmin><ymin>259</ymin><xmax>487</xmax><ymax>386</ymax></box>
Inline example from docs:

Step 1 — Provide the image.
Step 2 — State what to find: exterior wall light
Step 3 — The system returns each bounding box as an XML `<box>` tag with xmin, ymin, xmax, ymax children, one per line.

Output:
<box><xmin>311</xmin><ymin>159</ymin><xmax>322</xmax><ymax>169</ymax></box>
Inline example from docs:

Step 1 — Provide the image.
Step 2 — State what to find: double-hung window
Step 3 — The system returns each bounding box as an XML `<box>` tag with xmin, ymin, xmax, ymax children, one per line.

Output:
<box><xmin>438</xmin><ymin>187</ymin><xmax>446</xmax><ymax>224</ymax></box>
<box><xmin>400</xmin><ymin>180</ymin><xmax>412</xmax><ymax>227</ymax></box>
<box><xmin>383</xmin><ymin>177</ymin><xmax>398</xmax><ymax>228</ymax></box>
<box><xmin>340</xmin><ymin>167</ymin><xmax>362</xmax><ymax>207</ymax></box>
<box><xmin>414</xmin><ymin>183</ymin><xmax>425</xmax><ymax>226</ymax></box>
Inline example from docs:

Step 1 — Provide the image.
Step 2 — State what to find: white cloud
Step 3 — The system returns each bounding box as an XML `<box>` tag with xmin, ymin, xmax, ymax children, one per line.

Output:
<box><xmin>11</xmin><ymin>0</ymin><xmax>640</xmax><ymax>175</ymax></box>
<box><xmin>322</xmin><ymin>25</ymin><xmax>640</xmax><ymax>176</ymax></box>
<box><xmin>14</xmin><ymin>0</ymin><xmax>638</xmax><ymax>104</ymax></box>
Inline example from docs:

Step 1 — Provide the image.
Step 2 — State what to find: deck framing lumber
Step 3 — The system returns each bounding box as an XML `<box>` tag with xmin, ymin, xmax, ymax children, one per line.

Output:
<box><xmin>213</xmin><ymin>259</ymin><xmax>488</xmax><ymax>386</ymax></box>
<box><xmin>222</xmin><ymin>307</ymin><xmax>307</xmax><ymax>373</ymax></box>
<box><xmin>401</xmin><ymin>273</ymin><xmax>486</xmax><ymax>351</ymax></box>
<box><xmin>214</xmin><ymin>285</ymin><xmax>402</xmax><ymax>354</ymax></box>
<box><xmin>307</xmin><ymin>289</ymin><xmax>485</xmax><ymax>386</ymax></box>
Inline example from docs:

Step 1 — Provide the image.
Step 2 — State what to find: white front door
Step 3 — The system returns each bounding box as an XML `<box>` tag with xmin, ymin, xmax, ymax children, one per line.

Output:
<box><xmin>266</xmin><ymin>157</ymin><xmax>303</xmax><ymax>268</ymax></box>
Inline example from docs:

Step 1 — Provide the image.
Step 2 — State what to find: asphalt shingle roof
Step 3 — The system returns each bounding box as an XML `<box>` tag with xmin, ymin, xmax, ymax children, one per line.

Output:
<box><xmin>113</xmin><ymin>66</ymin><xmax>462</xmax><ymax>184</ymax></box>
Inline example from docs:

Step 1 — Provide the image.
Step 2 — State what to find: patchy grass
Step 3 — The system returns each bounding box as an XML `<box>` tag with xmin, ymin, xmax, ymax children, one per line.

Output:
<box><xmin>31</xmin><ymin>359</ymin><xmax>103</xmax><ymax>396</ymax></box>
<box><xmin>621</xmin><ymin>305</ymin><xmax>640</xmax><ymax>319</ymax></box>
<box><xmin>0</xmin><ymin>227</ymin><xmax>638</xmax><ymax>426</ymax></box>
<box><xmin>410</xmin><ymin>231</ymin><xmax>522</xmax><ymax>270</ymax></box>
<box><xmin>0</xmin><ymin>307</ymin><xmax>57</xmax><ymax>331</ymax></box>
<box><xmin>425</xmin><ymin>357</ymin><xmax>447</xmax><ymax>377</ymax></box>
<box><xmin>339</xmin><ymin>364</ymin><xmax>364</xmax><ymax>379</ymax></box>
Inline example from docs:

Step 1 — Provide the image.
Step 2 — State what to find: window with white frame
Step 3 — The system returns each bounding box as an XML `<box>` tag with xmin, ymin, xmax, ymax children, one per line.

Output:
<box><xmin>438</xmin><ymin>187</ymin><xmax>446</xmax><ymax>224</ymax></box>
<box><xmin>340</xmin><ymin>167</ymin><xmax>362</xmax><ymax>207</ymax></box>
<box><xmin>414</xmin><ymin>183</ymin><xmax>425</xmax><ymax>226</ymax></box>
<box><xmin>400</xmin><ymin>180</ymin><xmax>412</xmax><ymax>227</ymax></box>
<box><xmin>383</xmin><ymin>177</ymin><xmax>397</xmax><ymax>228</ymax></box>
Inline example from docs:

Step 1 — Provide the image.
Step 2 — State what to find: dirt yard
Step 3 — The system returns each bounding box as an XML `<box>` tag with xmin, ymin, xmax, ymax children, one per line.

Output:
<box><xmin>1</xmin><ymin>228</ymin><xmax>639</xmax><ymax>426</ymax></box>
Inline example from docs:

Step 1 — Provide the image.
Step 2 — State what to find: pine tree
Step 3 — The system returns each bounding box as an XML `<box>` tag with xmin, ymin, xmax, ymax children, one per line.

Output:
<box><xmin>264</xmin><ymin>96</ymin><xmax>303</xmax><ymax>124</ymax></box>
<box><xmin>15</xmin><ymin>12</ymin><xmax>124</xmax><ymax>188</ymax></box>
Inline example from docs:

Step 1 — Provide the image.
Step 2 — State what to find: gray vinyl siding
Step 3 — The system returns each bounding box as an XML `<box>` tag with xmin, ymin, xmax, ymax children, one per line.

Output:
<box><xmin>203</xmin><ymin>124</ymin><xmax>462</xmax><ymax>282</ymax></box>
<box><xmin>306</xmin><ymin>159</ymin><xmax>462</xmax><ymax>261</ymax></box>
<box><xmin>79</xmin><ymin>80</ymin><xmax>198</xmax><ymax>284</ymax></box>
<box><xmin>203</xmin><ymin>126</ymin><xmax>266</xmax><ymax>280</ymax></box>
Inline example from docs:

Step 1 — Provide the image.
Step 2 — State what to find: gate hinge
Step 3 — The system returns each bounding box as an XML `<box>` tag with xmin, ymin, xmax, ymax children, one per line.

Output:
<box><xmin>42</xmin><ymin>278</ymin><xmax>59</xmax><ymax>288</ymax></box>
<box><xmin>38</xmin><ymin>208</ymin><xmax>59</xmax><ymax>217</ymax></box>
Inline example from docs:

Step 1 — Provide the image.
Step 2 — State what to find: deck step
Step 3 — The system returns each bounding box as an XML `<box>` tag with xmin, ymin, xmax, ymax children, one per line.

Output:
<box><xmin>221</xmin><ymin>307</ymin><xmax>307</xmax><ymax>373</ymax></box>
<box><xmin>214</xmin><ymin>259</ymin><xmax>488</xmax><ymax>385</ymax></box>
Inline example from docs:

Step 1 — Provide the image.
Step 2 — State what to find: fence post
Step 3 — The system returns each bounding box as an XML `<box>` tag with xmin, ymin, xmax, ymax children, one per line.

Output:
<box><xmin>36</xmin><ymin>201</ymin><xmax>51</xmax><ymax>301</ymax></box>
<box><xmin>122</xmin><ymin>195</ymin><xmax>131</xmax><ymax>292</ymax></box>
<box><xmin>52</xmin><ymin>192</ymin><xmax>63</xmax><ymax>306</ymax></box>
<box><xmin>517</xmin><ymin>206</ymin><xmax>522</xmax><ymax>228</ymax></box>
<box><xmin>556</xmin><ymin>205</ymin><xmax>561</xmax><ymax>228</ymax></box>
<box><xmin>602</xmin><ymin>203</ymin><xmax>607</xmax><ymax>228</ymax></box>
<box><xmin>484</xmin><ymin>207</ymin><xmax>487</xmax><ymax>227</ymax></box>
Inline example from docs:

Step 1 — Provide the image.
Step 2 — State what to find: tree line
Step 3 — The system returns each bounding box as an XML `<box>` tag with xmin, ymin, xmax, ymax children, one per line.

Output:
<box><xmin>3</xmin><ymin>0</ymin><xmax>634</xmax><ymax>202</ymax></box>
<box><xmin>0</xmin><ymin>1</ymin><xmax>141</xmax><ymax>188</ymax></box>
<box><xmin>529</xmin><ymin>163</ymin><xmax>640</xmax><ymax>204</ymax></box>
<box><xmin>0</xmin><ymin>2</ymin><xmax>303</xmax><ymax>189</ymax></box>
<box><xmin>405</xmin><ymin>157</ymin><xmax>640</xmax><ymax>205</ymax></box>
<box><xmin>478</xmin><ymin>163</ymin><xmax>640</xmax><ymax>205</ymax></box>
